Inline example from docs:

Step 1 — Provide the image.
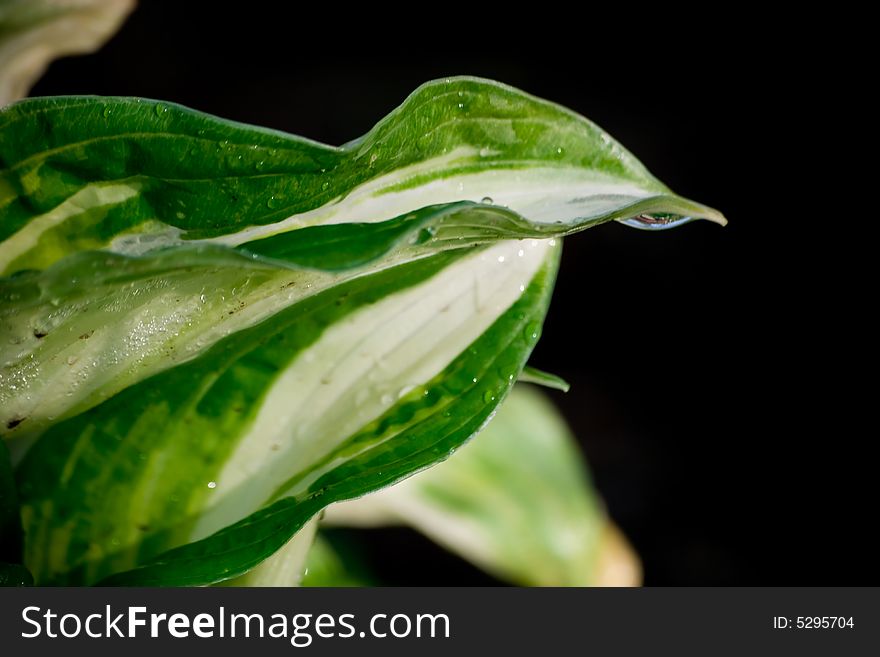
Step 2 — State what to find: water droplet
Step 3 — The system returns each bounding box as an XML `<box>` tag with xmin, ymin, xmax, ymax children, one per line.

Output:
<box><xmin>256</xmin><ymin>160</ymin><xmax>266</xmax><ymax>171</ymax></box>
<box><xmin>481</xmin><ymin>196</ymin><xmax>493</xmax><ymax>204</ymax></box>
<box><xmin>457</xmin><ymin>103</ymin><xmax>465</xmax><ymax>109</ymax></box>
<box><xmin>497</xmin><ymin>255</ymin><xmax>505</xmax><ymax>263</ymax></box>
<box><xmin>524</xmin><ymin>321</ymin><xmax>541</xmax><ymax>342</ymax></box>
<box><xmin>102</xmin><ymin>106</ymin><xmax>112</xmax><ymax>118</ymax></box>
<box><xmin>67</xmin><ymin>356</ymin><xmax>78</xmax><ymax>366</ymax></box>
<box><xmin>556</xmin><ymin>146</ymin><xmax>564</xmax><ymax>155</ymax></box>
<box><xmin>619</xmin><ymin>213</ymin><xmax>692</xmax><ymax>230</ymax></box>
<box><xmin>518</xmin><ymin>249</ymin><xmax>525</xmax><ymax>257</ymax></box>
<box><xmin>482</xmin><ymin>390</ymin><xmax>496</xmax><ymax>403</ymax></box>
<box><xmin>207</xmin><ymin>481</ymin><xmax>217</xmax><ymax>489</ymax></box>
<box><xmin>199</xmin><ymin>294</ymin><xmax>206</xmax><ymax>303</ymax></box>
<box><xmin>413</xmin><ymin>226</ymin><xmax>436</xmax><ymax>244</ymax></box>
<box><xmin>154</xmin><ymin>104</ymin><xmax>167</xmax><ymax>117</ymax></box>
<box><xmin>472</xmin><ymin>377</ymin><xmax>478</xmax><ymax>384</ymax></box>
<box><xmin>321</xmin><ymin>181</ymin><xmax>330</xmax><ymax>191</ymax></box>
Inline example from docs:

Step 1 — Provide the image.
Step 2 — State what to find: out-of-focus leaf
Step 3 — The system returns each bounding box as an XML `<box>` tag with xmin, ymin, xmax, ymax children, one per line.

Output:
<box><xmin>325</xmin><ymin>385</ymin><xmax>640</xmax><ymax>586</ymax></box>
<box><xmin>0</xmin><ymin>0</ymin><xmax>135</xmax><ymax>106</ymax></box>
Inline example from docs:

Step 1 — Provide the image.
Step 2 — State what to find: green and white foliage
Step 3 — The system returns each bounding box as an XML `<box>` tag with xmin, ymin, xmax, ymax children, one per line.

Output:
<box><xmin>0</xmin><ymin>77</ymin><xmax>723</xmax><ymax>585</ymax></box>
<box><xmin>0</xmin><ymin>0</ymin><xmax>135</xmax><ymax>106</ymax></box>
<box><xmin>325</xmin><ymin>385</ymin><xmax>626</xmax><ymax>586</ymax></box>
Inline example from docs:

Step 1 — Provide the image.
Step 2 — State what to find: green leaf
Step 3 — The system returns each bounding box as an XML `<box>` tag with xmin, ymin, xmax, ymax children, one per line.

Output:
<box><xmin>218</xmin><ymin>518</ymin><xmax>318</xmax><ymax>588</ymax></box>
<box><xmin>0</xmin><ymin>0</ymin><xmax>134</xmax><ymax>106</ymax></box>
<box><xmin>1</xmin><ymin>77</ymin><xmax>721</xmax><ymax>585</ymax></box>
<box><xmin>325</xmin><ymin>385</ymin><xmax>635</xmax><ymax>586</ymax></box>
<box><xmin>518</xmin><ymin>365</ymin><xmax>570</xmax><ymax>392</ymax></box>
<box><xmin>0</xmin><ymin>77</ymin><xmax>724</xmax><ymax>277</ymax></box>
<box><xmin>2</xmin><ymin>202</ymin><xmax>615</xmax><ymax>438</ymax></box>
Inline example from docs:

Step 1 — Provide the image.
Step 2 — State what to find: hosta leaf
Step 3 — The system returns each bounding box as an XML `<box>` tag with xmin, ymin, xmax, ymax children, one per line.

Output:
<box><xmin>218</xmin><ymin>518</ymin><xmax>318</xmax><ymax>588</ymax></box>
<box><xmin>3</xmin><ymin>202</ymin><xmax>607</xmax><ymax>438</ymax></box>
<box><xmin>0</xmin><ymin>76</ymin><xmax>724</xmax><ymax>277</ymax></box>
<box><xmin>325</xmin><ymin>385</ymin><xmax>639</xmax><ymax>586</ymax></box>
<box><xmin>18</xmin><ymin>240</ymin><xmax>558</xmax><ymax>585</ymax></box>
<box><xmin>0</xmin><ymin>0</ymin><xmax>135</xmax><ymax>106</ymax></box>
<box><xmin>0</xmin><ymin>77</ymin><xmax>722</xmax><ymax>585</ymax></box>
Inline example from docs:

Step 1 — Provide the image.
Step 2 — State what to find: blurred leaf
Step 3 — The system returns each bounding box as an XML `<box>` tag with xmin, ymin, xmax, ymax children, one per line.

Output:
<box><xmin>0</xmin><ymin>0</ymin><xmax>135</xmax><ymax>106</ymax></box>
<box><xmin>326</xmin><ymin>385</ymin><xmax>640</xmax><ymax>586</ymax></box>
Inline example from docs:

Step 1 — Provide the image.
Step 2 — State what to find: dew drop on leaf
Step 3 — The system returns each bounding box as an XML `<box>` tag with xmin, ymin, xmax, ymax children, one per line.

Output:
<box><xmin>618</xmin><ymin>213</ymin><xmax>692</xmax><ymax>230</ymax></box>
<box><xmin>413</xmin><ymin>227</ymin><xmax>436</xmax><ymax>244</ymax></box>
<box><xmin>524</xmin><ymin>321</ymin><xmax>541</xmax><ymax>342</ymax></box>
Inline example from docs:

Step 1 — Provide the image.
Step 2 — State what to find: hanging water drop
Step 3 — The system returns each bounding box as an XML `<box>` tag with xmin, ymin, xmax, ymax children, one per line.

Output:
<box><xmin>619</xmin><ymin>213</ymin><xmax>692</xmax><ymax>230</ymax></box>
<box><xmin>481</xmin><ymin>196</ymin><xmax>493</xmax><ymax>204</ymax></box>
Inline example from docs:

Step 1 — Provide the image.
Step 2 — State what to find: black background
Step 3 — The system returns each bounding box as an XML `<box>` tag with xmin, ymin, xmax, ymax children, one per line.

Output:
<box><xmin>29</xmin><ymin>3</ymin><xmax>867</xmax><ymax>585</ymax></box>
